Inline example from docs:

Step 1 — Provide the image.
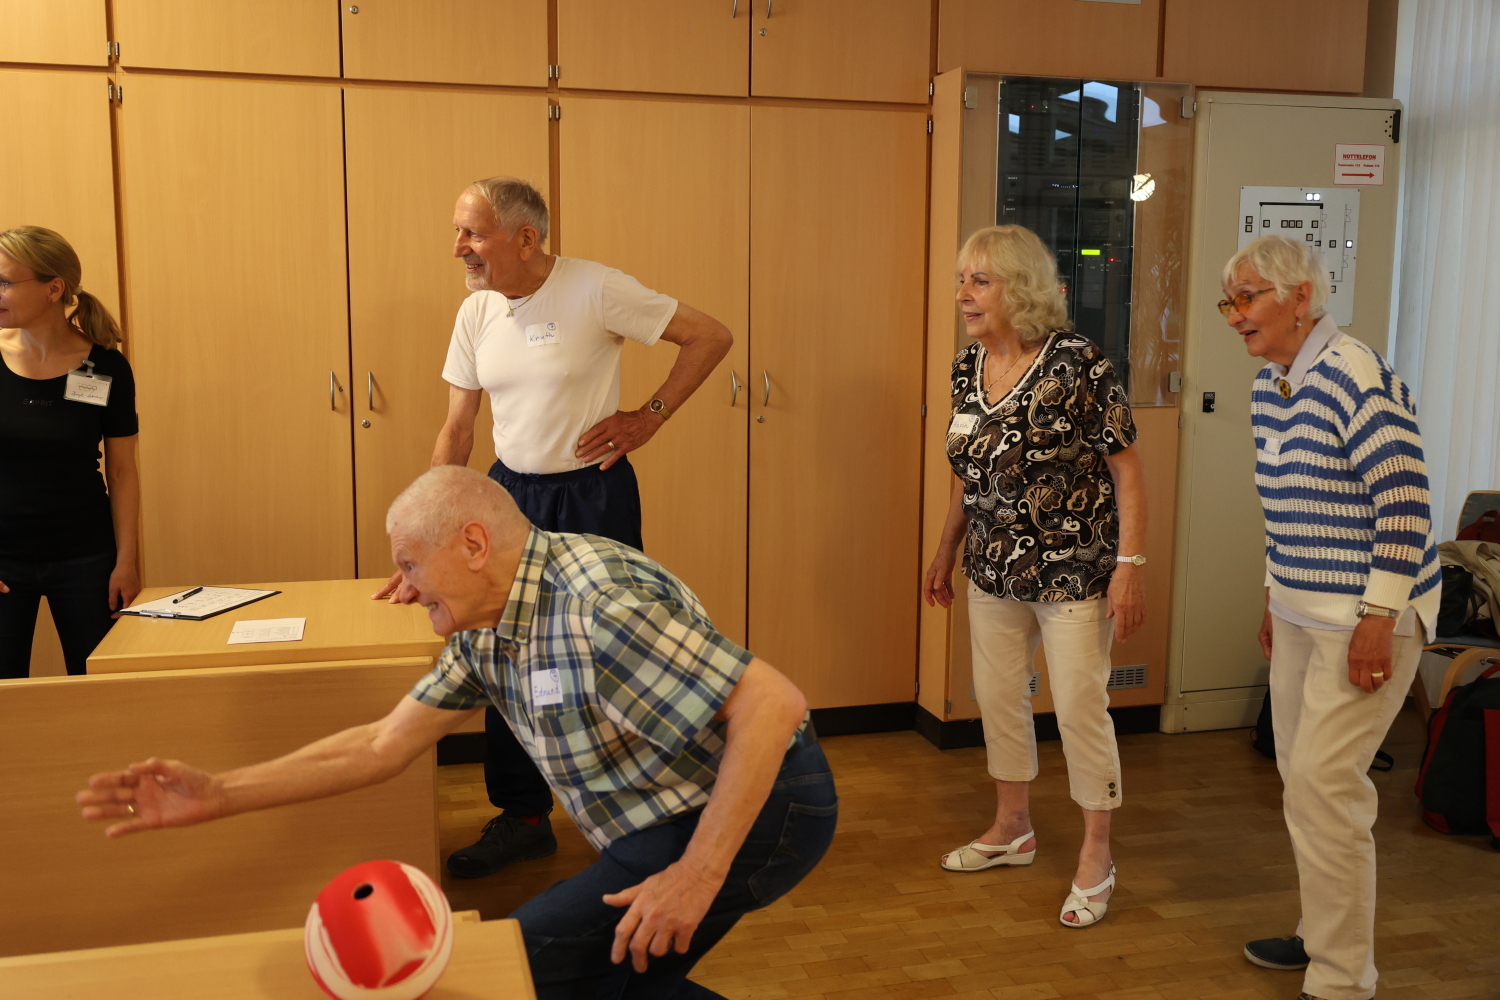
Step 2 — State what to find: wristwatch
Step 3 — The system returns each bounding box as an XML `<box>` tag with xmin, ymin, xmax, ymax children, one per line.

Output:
<box><xmin>647</xmin><ymin>398</ymin><xmax>672</xmax><ymax>421</ymax></box>
<box><xmin>1356</xmin><ymin>601</ymin><xmax>1399</xmax><ymax>619</ymax></box>
<box><xmin>1115</xmin><ymin>554</ymin><xmax>1147</xmax><ymax>567</ymax></box>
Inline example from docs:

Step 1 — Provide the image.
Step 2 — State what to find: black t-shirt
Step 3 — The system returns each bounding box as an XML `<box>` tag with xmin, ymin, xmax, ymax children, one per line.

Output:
<box><xmin>0</xmin><ymin>344</ymin><xmax>138</xmax><ymax>560</ymax></box>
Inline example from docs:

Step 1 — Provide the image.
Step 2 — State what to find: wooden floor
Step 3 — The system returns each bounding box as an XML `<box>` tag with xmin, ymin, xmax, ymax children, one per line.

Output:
<box><xmin>436</xmin><ymin>707</ymin><xmax>1500</xmax><ymax>999</ymax></box>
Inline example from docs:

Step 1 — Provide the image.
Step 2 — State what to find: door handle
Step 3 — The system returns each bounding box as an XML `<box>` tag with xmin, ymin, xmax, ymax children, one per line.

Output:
<box><xmin>762</xmin><ymin>370</ymin><xmax>770</xmax><ymax>406</ymax></box>
<box><xmin>730</xmin><ymin>369</ymin><xmax>740</xmax><ymax>406</ymax></box>
<box><xmin>329</xmin><ymin>371</ymin><xmax>343</xmax><ymax>410</ymax></box>
<box><xmin>366</xmin><ymin>371</ymin><xmax>374</xmax><ymax>411</ymax></box>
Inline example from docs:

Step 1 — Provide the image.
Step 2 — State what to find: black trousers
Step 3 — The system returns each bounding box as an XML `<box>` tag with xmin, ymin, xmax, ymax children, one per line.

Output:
<box><xmin>0</xmin><ymin>550</ymin><xmax>118</xmax><ymax>678</ymax></box>
<box><xmin>483</xmin><ymin>457</ymin><xmax>644</xmax><ymax>815</ymax></box>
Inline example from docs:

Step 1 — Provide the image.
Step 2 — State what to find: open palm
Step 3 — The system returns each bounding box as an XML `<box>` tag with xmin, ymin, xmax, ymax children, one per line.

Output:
<box><xmin>77</xmin><ymin>757</ymin><xmax>223</xmax><ymax>839</ymax></box>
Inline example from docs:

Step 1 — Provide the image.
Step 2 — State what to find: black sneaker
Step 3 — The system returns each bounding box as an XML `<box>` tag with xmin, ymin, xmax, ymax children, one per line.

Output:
<box><xmin>445</xmin><ymin>813</ymin><xmax>558</xmax><ymax>879</ymax></box>
<box><xmin>1243</xmin><ymin>934</ymin><xmax>1309</xmax><ymax>971</ymax></box>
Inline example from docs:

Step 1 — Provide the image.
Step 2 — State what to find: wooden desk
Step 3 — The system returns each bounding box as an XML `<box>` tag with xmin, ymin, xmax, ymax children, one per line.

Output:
<box><xmin>0</xmin><ymin>916</ymin><xmax>536</xmax><ymax>999</ymax></box>
<box><xmin>0</xmin><ymin>658</ymin><xmax>441</xmax><ymax>957</ymax></box>
<box><xmin>89</xmin><ymin>578</ymin><xmax>446</xmax><ymax>673</ymax></box>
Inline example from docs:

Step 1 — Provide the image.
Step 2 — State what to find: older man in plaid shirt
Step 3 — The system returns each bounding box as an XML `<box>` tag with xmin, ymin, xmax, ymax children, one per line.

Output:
<box><xmin>77</xmin><ymin>466</ymin><xmax>838</xmax><ymax>999</ymax></box>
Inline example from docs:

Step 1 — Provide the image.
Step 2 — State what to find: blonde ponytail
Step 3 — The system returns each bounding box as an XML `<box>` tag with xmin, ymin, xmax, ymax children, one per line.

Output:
<box><xmin>0</xmin><ymin>226</ymin><xmax>122</xmax><ymax>349</ymax></box>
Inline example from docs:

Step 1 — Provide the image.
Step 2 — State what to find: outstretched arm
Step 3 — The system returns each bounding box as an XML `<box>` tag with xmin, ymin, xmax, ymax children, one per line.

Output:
<box><xmin>77</xmin><ymin>698</ymin><xmax>480</xmax><ymax>838</ymax></box>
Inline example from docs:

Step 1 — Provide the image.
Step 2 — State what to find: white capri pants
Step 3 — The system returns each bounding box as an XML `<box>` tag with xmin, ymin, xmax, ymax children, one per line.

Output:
<box><xmin>967</xmin><ymin>583</ymin><xmax>1122</xmax><ymax>810</ymax></box>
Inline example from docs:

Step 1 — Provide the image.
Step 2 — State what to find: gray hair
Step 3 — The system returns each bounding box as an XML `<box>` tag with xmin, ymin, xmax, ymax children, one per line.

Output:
<box><xmin>469</xmin><ymin>176</ymin><xmax>549</xmax><ymax>244</ymax></box>
<box><xmin>1222</xmin><ymin>235</ymin><xmax>1331</xmax><ymax>321</ymax></box>
<box><xmin>386</xmin><ymin>466</ymin><xmax>529</xmax><ymax>550</ymax></box>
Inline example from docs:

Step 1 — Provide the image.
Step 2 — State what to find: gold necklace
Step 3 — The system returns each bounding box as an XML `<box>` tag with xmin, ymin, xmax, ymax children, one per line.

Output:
<box><xmin>984</xmin><ymin>347</ymin><xmax>1034</xmax><ymax>397</ymax></box>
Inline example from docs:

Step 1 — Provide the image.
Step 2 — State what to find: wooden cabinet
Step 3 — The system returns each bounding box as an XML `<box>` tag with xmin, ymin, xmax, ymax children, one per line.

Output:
<box><xmin>113</xmin><ymin>0</ymin><xmax>340</xmax><ymax>76</ymax></box>
<box><xmin>557</xmin><ymin>0</ymin><xmax>749</xmax><ymax>96</ymax></box>
<box><xmin>937</xmin><ymin>0</ymin><xmax>1161</xmax><ymax>81</ymax></box>
<box><xmin>560</xmin><ymin>97</ymin><xmax>751</xmax><ymax>642</ymax></box>
<box><xmin>341</xmin><ymin>0</ymin><xmax>548</xmax><ymax>87</ymax></box>
<box><xmin>119</xmin><ymin>75</ymin><xmax>354</xmax><ymax>585</ymax></box>
<box><xmin>344</xmin><ymin>87</ymin><xmax>550</xmax><ymax>577</ymax></box>
<box><xmin>0</xmin><ymin>0</ymin><xmax>106</xmax><ymax>66</ymax></box>
<box><xmin>1164</xmin><ymin>0</ymin><xmax>1368</xmax><ymax>93</ymax></box>
<box><xmin>748</xmin><ymin>106</ymin><xmax>928</xmax><ymax>708</ymax></box>
<box><xmin>751</xmin><ymin>0</ymin><xmax>931</xmax><ymax>104</ymax></box>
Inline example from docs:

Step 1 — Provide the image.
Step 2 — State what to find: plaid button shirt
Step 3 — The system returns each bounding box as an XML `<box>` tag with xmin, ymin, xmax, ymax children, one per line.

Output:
<box><xmin>409</xmin><ymin>528</ymin><xmax>763</xmax><ymax>850</ymax></box>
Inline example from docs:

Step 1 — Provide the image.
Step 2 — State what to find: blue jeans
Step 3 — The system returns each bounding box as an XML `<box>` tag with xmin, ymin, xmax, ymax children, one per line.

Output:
<box><xmin>513</xmin><ymin>732</ymin><xmax>838</xmax><ymax>999</ymax></box>
<box><xmin>0</xmin><ymin>550</ymin><xmax>117</xmax><ymax>678</ymax></box>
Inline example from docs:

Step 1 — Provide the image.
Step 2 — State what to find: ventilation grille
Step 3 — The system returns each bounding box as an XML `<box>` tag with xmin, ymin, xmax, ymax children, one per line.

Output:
<box><xmin>1107</xmin><ymin>665</ymin><xmax>1148</xmax><ymax>690</ymax></box>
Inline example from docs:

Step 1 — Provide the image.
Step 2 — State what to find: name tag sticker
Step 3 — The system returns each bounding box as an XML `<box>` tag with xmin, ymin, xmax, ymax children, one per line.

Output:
<box><xmin>63</xmin><ymin>371</ymin><xmax>111</xmax><ymax>406</ymax></box>
<box><xmin>525</xmin><ymin>322</ymin><xmax>560</xmax><ymax>348</ymax></box>
<box><xmin>949</xmin><ymin>413</ymin><xmax>979</xmax><ymax>436</ymax></box>
<box><xmin>530</xmin><ymin>667</ymin><xmax>563</xmax><ymax>706</ymax></box>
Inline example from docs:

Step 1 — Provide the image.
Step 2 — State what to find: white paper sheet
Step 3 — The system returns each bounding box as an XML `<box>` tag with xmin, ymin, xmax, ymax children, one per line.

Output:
<box><xmin>226</xmin><ymin>618</ymin><xmax>306</xmax><ymax>645</ymax></box>
<box><xmin>122</xmin><ymin>587</ymin><xmax>278</xmax><ymax>619</ymax></box>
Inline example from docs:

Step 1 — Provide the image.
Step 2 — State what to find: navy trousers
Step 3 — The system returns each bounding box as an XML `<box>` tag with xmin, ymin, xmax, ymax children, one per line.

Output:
<box><xmin>483</xmin><ymin>456</ymin><xmax>644</xmax><ymax>815</ymax></box>
<box><xmin>513</xmin><ymin>731</ymin><xmax>838</xmax><ymax>999</ymax></box>
<box><xmin>0</xmin><ymin>550</ymin><xmax>117</xmax><ymax>678</ymax></box>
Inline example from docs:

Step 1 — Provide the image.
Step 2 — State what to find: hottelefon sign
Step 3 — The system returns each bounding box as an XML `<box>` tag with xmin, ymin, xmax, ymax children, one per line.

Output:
<box><xmin>1334</xmin><ymin>143</ymin><xmax>1385</xmax><ymax>186</ymax></box>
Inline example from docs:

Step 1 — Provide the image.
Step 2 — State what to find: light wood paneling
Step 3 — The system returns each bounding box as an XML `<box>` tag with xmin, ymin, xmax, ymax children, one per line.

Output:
<box><xmin>0</xmin><ymin>657</ymin><xmax>438</xmax><ymax>957</ymax></box>
<box><xmin>560</xmin><ymin>97</ymin><xmax>750</xmax><ymax>643</ymax></box>
<box><xmin>341</xmin><ymin>0</ymin><xmax>548</xmax><ymax>87</ymax></box>
<box><xmin>0</xmin><ymin>919</ymin><xmax>536</xmax><ymax>999</ymax></box>
<box><xmin>749</xmin><ymin>106</ymin><xmax>927</xmax><ymax>708</ymax></box>
<box><xmin>88</xmin><ymin>578</ymin><xmax>445</xmax><ymax>673</ymax></box>
<box><xmin>0</xmin><ymin>69</ymin><xmax>120</xmax><ymax>319</ymax></box>
<box><xmin>113</xmin><ymin>0</ymin><xmax>339</xmax><ymax>76</ymax></box>
<box><xmin>750</xmin><ymin>0</ymin><xmax>931</xmax><ymax>104</ymax></box>
<box><xmin>119</xmin><ymin>74</ymin><xmax>354</xmax><ymax>586</ymax></box>
<box><xmin>29</xmin><ymin>601</ymin><xmax>67</xmax><ymax>677</ymax></box>
<box><xmin>0</xmin><ymin>0</ymin><xmax>106</xmax><ymax>66</ymax></box>
<box><xmin>1164</xmin><ymin>0</ymin><xmax>1368</xmax><ymax>93</ymax></box>
<box><xmin>558</xmin><ymin>0</ymin><xmax>749</xmax><ymax>96</ymax></box>
<box><xmin>937</xmin><ymin>0</ymin><xmax>1160</xmax><ymax>81</ymax></box>
<box><xmin>344</xmin><ymin>88</ymin><xmax>549</xmax><ymax>578</ymax></box>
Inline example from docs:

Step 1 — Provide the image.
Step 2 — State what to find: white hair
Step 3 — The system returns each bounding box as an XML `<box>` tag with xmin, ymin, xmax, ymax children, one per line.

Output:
<box><xmin>469</xmin><ymin>176</ymin><xmax>549</xmax><ymax>243</ymax></box>
<box><xmin>1222</xmin><ymin>235</ymin><xmax>1331</xmax><ymax>321</ymax></box>
<box><xmin>385</xmin><ymin>466</ymin><xmax>529</xmax><ymax>549</ymax></box>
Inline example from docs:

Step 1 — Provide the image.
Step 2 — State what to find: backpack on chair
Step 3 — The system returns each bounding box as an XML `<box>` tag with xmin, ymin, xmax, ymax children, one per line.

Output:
<box><xmin>1415</xmin><ymin>661</ymin><xmax>1500</xmax><ymax>850</ymax></box>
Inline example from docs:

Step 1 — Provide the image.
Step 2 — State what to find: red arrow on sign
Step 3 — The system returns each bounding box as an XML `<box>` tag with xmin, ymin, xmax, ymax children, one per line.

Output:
<box><xmin>1341</xmin><ymin>172</ymin><xmax>1375</xmax><ymax>177</ymax></box>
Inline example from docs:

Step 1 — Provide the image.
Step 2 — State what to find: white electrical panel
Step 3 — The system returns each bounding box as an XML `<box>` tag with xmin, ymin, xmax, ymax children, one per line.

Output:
<box><xmin>1237</xmin><ymin>186</ymin><xmax>1360</xmax><ymax>326</ymax></box>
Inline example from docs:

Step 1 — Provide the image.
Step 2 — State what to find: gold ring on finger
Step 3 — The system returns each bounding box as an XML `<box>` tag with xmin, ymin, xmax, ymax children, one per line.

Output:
<box><xmin>1371</xmin><ymin>671</ymin><xmax>1385</xmax><ymax>679</ymax></box>
<box><xmin>607</xmin><ymin>440</ymin><xmax>617</xmax><ymax>449</ymax></box>
<box><xmin>126</xmin><ymin>803</ymin><xmax>136</xmax><ymax>815</ymax></box>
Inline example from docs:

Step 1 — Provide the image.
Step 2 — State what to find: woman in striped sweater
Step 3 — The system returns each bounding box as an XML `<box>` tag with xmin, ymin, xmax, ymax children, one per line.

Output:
<box><xmin>1222</xmin><ymin>235</ymin><xmax>1439</xmax><ymax>1000</ymax></box>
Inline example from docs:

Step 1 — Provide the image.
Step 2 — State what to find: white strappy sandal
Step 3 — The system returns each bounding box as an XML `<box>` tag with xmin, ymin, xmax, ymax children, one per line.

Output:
<box><xmin>1059</xmin><ymin>863</ymin><xmax>1115</xmax><ymax>928</ymax></box>
<box><xmin>939</xmin><ymin>830</ymin><xmax>1036</xmax><ymax>872</ymax></box>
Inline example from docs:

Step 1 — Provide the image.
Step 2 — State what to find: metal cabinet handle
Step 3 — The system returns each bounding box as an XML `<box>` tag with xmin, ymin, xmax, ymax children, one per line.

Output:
<box><xmin>366</xmin><ymin>371</ymin><xmax>374</xmax><ymax>411</ymax></box>
<box><xmin>329</xmin><ymin>371</ymin><xmax>343</xmax><ymax>410</ymax></box>
<box><xmin>762</xmin><ymin>370</ymin><xmax>770</xmax><ymax>406</ymax></box>
<box><xmin>765</xmin><ymin>0</ymin><xmax>772</xmax><ymax>16</ymax></box>
<box><xmin>731</xmin><ymin>0</ymin><xmax>737</xmax><ymax>16</ymax></box>
<box><xmin>730</xmin><ymin>369</ymin><xmax>740</xmax><ymax>405</ymax></box>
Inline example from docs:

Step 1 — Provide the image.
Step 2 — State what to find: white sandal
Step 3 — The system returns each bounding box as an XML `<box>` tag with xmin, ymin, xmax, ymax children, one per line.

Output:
<box><xmin>940</xmin><ymin>830</ymin><xmax>1036</xmax><ymax>872</ymax></box>
<box><xmin>1059</xmin><ymin>864</ymin><xmax>1115</xmax><ymax>928</ymax></box>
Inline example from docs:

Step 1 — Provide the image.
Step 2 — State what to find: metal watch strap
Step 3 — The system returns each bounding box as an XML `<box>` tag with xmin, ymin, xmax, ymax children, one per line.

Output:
<box><xmin>1356</xmin><ymin>601</ymin><xmax>1399</xmax><ymax>619</ymax></box>
<box><xmin>648</xmin><ymin>398</ymin><xmax>671</xmax><ymax>420</ymax></box>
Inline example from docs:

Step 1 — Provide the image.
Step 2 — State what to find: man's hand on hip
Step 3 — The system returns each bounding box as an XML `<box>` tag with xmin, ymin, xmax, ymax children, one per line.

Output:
<box><xmin>577</xmin><ymin>408</ymin><xmax>665</xmax><ymax>470</ymax></box>
<box><xmin>1347</xmin><ymin>614</ymin><xmax>1397</xmax><ymax>694</ymax></box>
<box><xmin>603</xmin><ymin>858</ymin><xmax>723</xmax><ymax>973</ymax></box>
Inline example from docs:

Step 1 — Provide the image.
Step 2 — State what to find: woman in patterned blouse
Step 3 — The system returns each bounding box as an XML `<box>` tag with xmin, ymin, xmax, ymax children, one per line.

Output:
<box><xmin>923</xmin><ymin>225</ymin><xmax>1147</xmax><ymax>929</ymax></box>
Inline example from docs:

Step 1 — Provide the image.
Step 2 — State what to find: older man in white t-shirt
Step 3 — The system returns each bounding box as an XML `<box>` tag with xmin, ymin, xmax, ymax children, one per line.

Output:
<box><xmin>377</xmin><ymin>176</ymin><xmax>732</xmax><ymax>879</ymax></box>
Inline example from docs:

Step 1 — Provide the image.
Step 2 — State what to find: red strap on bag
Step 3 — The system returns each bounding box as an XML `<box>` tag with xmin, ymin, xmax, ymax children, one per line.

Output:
<box><xmin>1457</xmin><ymin>509</ymin><xmax>1500</xmax><ymax>542</ymax></box>
<box><xmin>1485</xmin><ymin>709</ymin><xmax>1500</xmax><ymax>841</ymax></box>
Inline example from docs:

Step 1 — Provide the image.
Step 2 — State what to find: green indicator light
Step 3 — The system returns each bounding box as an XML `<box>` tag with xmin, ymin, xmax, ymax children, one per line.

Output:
<box><xmin>1080</xmin><ymin>248</ymin><xmax>1102</xmax><ymax>256</ymax></box>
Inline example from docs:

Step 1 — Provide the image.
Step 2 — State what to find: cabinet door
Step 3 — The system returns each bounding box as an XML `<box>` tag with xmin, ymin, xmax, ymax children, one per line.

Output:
<box><xmin>120</xmin><ymin>75</ymin><xmax>354</xmax><ymax>584</ymax></box>
<box><xmin>1164</xmin><ymin>0</ymin><xmax>1367</xmax><ymax>93</ymax></box>
<box><xmin>751</xmin><ymin>0</ymin><xmax>931</xmax><ymax>104</ymax></box>
<box><xmin>557</xmin><ymin>0</ymin><xmax>748</xmax><ymax>96</ymax></box>
<box><xmin>342</xmin><ymin>0</ymin><xmax>547</xmax><ymax>87</ymax></box>
<box><xmin>748</xmin><ymin>106</ymin><xmax>927</xmax><ymax>707</ymax></box>
<box><xmin>0</xmin><ymin>0</ymin><xmax>106</xmax><ymax>65</ymax></box>
<box><xmin>937</xmin><ymin>0</ymin><xmax>1160</xmax><ymax>80</ymax></box>
<box><xmin>345</xmin><ymin>88</ymin><xmax>550</xmax><ymax>578</ymax></box>
<box><xmin>560</xmin><ymin>98</ymin><xmax>750</xmax><ymax>642</ymax></box>
<box><xmin>114</xmin><ymin>0</ymin><xmax>339</xmax><ymax>76</ymax></box>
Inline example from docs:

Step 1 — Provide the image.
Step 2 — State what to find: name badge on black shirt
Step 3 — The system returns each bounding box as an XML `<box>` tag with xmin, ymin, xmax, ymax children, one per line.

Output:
<box><xmin>63</xmin><ymin>369</ymin><xmax>111</xmax><ymax>406</ymax></box>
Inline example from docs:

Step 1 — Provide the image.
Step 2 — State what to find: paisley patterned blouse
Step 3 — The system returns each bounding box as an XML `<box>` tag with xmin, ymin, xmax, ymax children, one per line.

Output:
<box><xmin>947</xmin><ymin>332</ymin><xmax>1137</xmax><ymax>603</ymax></box>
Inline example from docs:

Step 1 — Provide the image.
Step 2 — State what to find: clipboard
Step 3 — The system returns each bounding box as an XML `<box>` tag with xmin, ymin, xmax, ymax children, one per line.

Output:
<box><xmin>117</xmin><ymin>587</ymin><xmax>281</xmax><ymax>621</ymax></box>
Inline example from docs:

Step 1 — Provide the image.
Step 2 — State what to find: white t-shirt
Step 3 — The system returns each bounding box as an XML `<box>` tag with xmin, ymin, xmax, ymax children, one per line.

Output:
<box><xmin>442</xmin><ymin>257</ymin><xmax>678</xmax><ymax>474</ymax></box>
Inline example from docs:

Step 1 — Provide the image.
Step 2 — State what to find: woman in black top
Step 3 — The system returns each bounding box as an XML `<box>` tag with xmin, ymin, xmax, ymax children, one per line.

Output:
<box><xmin>923</xmin><ymin>225</ymin><xmax>1147</xmax><ymax>929</ymax></box>
<box><xmin>0</xmin><ymin>227</ymin><xmax>140</xmax><ymax>676</ymax></box>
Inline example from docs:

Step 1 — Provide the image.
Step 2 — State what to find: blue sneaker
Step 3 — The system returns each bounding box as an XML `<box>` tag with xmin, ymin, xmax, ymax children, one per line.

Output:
<box><xmin>1243</xmin><ymin>934</ymin><xmax>1309</xmax><ymax>971</ymax></box>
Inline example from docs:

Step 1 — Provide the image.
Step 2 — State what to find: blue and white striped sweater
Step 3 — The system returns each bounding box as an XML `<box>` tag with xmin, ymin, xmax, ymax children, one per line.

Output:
<box><xmin>1251</xmin><ymin>331</ymin><xmax>1440</xmax><ymax>636</ymax></box>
